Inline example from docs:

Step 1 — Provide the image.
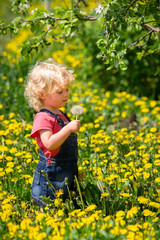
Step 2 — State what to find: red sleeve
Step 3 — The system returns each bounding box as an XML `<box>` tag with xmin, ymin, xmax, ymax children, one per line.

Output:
<box><xmin>30</xmin><ymin>112</ymin><xmax>56</xmax><ymax>138</ymax></box>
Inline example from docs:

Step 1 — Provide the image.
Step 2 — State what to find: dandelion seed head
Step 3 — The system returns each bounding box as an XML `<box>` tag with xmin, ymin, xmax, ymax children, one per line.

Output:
<box><xmin>71</xmin><ymin>105</ymin><xmax>83</xmax><ymax>115</ymax></box>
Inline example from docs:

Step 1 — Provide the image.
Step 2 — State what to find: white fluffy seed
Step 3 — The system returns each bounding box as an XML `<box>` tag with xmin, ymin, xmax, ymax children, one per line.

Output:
<box><xmin>71</xmin><ymin>105</ymin><xmax>83</xmax><ymax>115</ymax></box>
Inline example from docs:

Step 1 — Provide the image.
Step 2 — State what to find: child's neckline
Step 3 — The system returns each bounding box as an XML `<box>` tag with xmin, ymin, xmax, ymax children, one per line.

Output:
<box><xmin>39</xmin><ymin>108</ymin><xmax>64</xmax><ymax>115</ymax></box>
<box><xmin>39</xmin><ymin>112</ymin><xmax>64</xmax><ymax>116</ymax></box>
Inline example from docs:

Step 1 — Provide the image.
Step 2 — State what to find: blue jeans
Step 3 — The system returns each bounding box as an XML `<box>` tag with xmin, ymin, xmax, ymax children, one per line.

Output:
<box><xmin>31</xmin><ymin>154</ymin><xmax>78</xmax><ymax>207</ymax></box>
<box><xmin>31</xmin><ymin>109</ymin><xmax>78</xmax><ymax>207</ymax></box>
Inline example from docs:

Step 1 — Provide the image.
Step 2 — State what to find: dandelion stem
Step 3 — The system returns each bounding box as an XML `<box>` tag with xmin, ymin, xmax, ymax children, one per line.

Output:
<box><xmin>41</xmin><ymin>171</ymin><xmax>56</xmax><ymax>197</ymax></box>
<box><xmin>75</xmin><ymin>175</ymin><xmax>85</xmax><ymax>210</ymax></box>
<box><xmin>65</xmin><ymin>178</ymin><xmax>72</xmax><ymax>201</ymax></box>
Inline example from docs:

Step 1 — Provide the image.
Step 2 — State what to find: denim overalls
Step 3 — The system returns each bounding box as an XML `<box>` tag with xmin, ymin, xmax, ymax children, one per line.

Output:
<box><xmin>31</xmin><ymin>109</ymin><xmax>78</xmax><ymax>207</ymax></box>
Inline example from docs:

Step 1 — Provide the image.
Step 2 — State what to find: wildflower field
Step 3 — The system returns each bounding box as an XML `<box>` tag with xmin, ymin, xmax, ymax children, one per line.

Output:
<box><xmin>0</xmin><ymin>1</ymin><xmax>160</xmax><ymax>239</ymax></box>
<box><xmin>0</xmin><ymin>58</ymin><xmax>160</xmax><ymax>239</ymax></box>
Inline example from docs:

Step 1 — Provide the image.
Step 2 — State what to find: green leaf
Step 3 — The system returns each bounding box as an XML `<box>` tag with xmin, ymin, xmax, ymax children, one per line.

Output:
<box><xmin>97</xmin><ymin>38</ymin><xmax>107</xmax><ymax>50</ymax></box>
<box><xmin>64</xmin><ymin>25</ymin><xmax>71</xmax><ymax>37</ymax></box>
<box><xmin>71</xmin><ymin>18</ymin><xmax>78</xmax><ymax>24</ymax></box>
<box><xmin>21</xmin><ymin>46</ymin><xmax>27</xmax><ymax>56</ymax></box>
<box><xmin>97</xmin><ymin>52</ymin><xmax>103</xmax><ymax>59</ymax></box>
<box><xmin>107</xmin><ymin>65</ymin><xmax>114</xmax><ymax>70</ymax></box>
<box><xmin>30</xmin><ymin>23</ymin><xmax>40</xmax><ymax>33</ymax></box>
<box><xmin>46</xmin><ymin>227</ymin><xmax>52</xmax><ymax>236</ymax></box>
<box><xmin>111</xmin><ymin>3</ymin><xmax>120</xmax><ymax>10</ymax></box>
<box><xmin>119</xmin><ymin>62</ymin><xmax>127</xmax><ymax>70</ymax></box>
<box><xmin>12</xmin><ymin>17</ymin><xmax>21</xmax><ymax>25</ymax></box>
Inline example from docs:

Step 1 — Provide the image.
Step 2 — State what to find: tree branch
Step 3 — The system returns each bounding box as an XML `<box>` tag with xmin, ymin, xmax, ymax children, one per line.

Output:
<box><xmin>42</xmin><ymin>26</ymin><xmax>51</xmax><ymax>40</ymax></box>
<box><xmin>76</xmin><ymin>15</ymin><xmax>97</xmax><ymax>21</ymax></box>
<box><xmin>120</xmin><ymin>30</ymin><xmax>153</xmax><ymax>62</ymax></box>
<box><xmin>81</xmin><ymin>0</ymin><xmax>88</xmax><ymax>7</ymax></box>
<box><xmin>135</xmin><ymin>32</ymin><xmax>152</xmax><ymax>47</ymax></box>
<box><xmin>27</xmin><ymin>15</ymin><xmax>97</xmax><ymax>22</ymax></box>
<box><xmin>105</xmin><ymin>23</ymin><xmax>109</xmax><ymax>43</ymax></box>
<box><xmin>74</xmin><ymin>0</ymin><xmax>88</xmax><ymax>8</ymax></box>
<box><xmin>74</xmin><ymin>0</ymin><xmax>81</xmax><ymax>8</ymax></box>
<box><xmin>26</xmin><ymin>16</ymin><xmax>68</xmax><ymax>22</ymax></box>
<box><xmin>144</xmin><ymin>23</ymin><xmax>160</xmax><ymax>33</ymax></box>
<box><xmin>0</xmin><ymin>16</ymin><xmax>67</xmax><ymax>32</ymax></box>
<box><xmin>113</xmin><ymin>0</ymin><xmax>139</xmax><ymax>29</ymax></box>
<box><xmin>0</xmin><ymin>13</ymin><xmax>97</xmax><ymax>32</ymax></box>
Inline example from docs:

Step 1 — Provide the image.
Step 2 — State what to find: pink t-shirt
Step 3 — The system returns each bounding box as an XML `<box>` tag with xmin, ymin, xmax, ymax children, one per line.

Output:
<box><xmin>30</xmin><ymin>112</ymin><xmax>69</xmax><ymax>158</ymax></box>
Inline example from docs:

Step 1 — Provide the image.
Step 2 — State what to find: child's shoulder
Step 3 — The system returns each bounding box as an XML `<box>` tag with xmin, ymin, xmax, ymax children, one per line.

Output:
<box><xmin>34</xmin><ymin>111</ymin><xmax>57</xmax><ymax>122</ymax></box>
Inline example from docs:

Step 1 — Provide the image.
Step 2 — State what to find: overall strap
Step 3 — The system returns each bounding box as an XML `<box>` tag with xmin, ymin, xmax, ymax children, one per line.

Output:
<box><xmin>39</xmin><ymin>108</ymin><xmax>65</xmax><ymax>128</ymax></box>
<box><xmin>59</xmin><ymin>110</ymin><xmax>71</xmax><ymax>123</ymax></box>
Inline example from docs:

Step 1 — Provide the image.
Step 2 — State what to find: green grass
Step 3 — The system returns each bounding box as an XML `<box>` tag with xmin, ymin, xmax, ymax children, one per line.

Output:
<box><xmin>0</xmin><ymin>54</ymin><xmax>160</xmax><ymax>239</ymax></box>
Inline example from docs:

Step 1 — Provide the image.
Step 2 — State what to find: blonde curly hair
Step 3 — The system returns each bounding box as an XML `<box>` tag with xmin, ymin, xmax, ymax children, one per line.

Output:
<box><xmin>25</xmin><ymin>59</ymin><xmax>74</xmax><ymax>112</ymax></box>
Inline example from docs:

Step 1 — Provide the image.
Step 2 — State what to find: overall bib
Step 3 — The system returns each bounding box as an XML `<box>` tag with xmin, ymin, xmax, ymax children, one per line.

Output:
<box><xmin>31</xmin><ymin>109</ymin><xmax>78</xmax><ymax>207</ymax></box>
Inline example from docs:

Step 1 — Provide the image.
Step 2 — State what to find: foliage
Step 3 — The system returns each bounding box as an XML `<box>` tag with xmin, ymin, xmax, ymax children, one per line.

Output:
<box><xmin>0</xmin><ymin>0</ymin><xmax>160</xmax><ymax>98</ymax></box>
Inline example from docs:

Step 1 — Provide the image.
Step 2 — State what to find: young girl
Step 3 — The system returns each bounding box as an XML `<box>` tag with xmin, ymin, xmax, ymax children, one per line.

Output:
<box><xmin>25</xmin><ymin>59</ymin><xmax>80</xmax><ymax>207</ymax></box>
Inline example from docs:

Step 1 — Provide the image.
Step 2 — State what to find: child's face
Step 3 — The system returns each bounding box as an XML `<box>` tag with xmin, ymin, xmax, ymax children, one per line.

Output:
<box><xmin>40</xmin><ymin>86</ymin><xmax>70</xmax><ymax>110</ymax></box>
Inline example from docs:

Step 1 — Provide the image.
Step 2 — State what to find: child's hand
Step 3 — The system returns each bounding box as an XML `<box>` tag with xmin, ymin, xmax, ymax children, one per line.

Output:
<box><xmin>67</xmin><ymin>120</ymin><xmax>81</xmax><ymax>133</ymax></box>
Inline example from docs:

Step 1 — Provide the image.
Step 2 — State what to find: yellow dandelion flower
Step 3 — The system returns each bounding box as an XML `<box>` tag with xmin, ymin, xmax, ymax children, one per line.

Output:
<box><xmin>138</xmin><ymin>145</ymin><xmax>147</xmax><ymax>150</ymax></box>
<box><xmin>57</xmin><ymin>210</ymin><xmax>64</xmax><ymax>217</ymax></box>
<box><xmin>141</xmin><ymin>108</ymin><xmax>149</xmax><ymax>113</ymax></box>
<box><xmin>112</xmin><ymin>98</ymin><xmax>120</xmax><ymax>104</ymax></box>
<box><xmin>85</xmin><ymin>204</ymin><xmax>97</xmax><ymax>212</ymax></box>
<box><xmin>56</xmin><ymin>189</ymin><xmax>64</xmax><ymax>198</ymax></box>
<box><xmin>144</xmin><ymin>163</ymin><xmax>152</xmax><ymax>169</ymax></box>
<box><xmin>0</xmin><ymin>172</ymin><xmax>5</xmax><ymax>177</ymax></box>
<box><xmin>143</xmin><ymin>209</ymin><xmax>155</xmax><ymax>217</ymax></box>
<box><xmin>18</xmin><ymin>77</ymin><xmax>23</xmax><ymax>82</ymax></box>
<box><xmin>120</xmin><ymin>193</ymin><xmax>131</xmax><ymax>198</ymax></box>
<box><xmin>126</xmin><ymin>207</ymin><xmax>139</xmax><ymax>219</ymax></box>
<box><xmin>101</xmin><ymin>193</ymin><xmax>109</xmax><ymax>198</ymax></box>
<box><xmin>143</xmin><ymin>172</ymin><xmax>150</xmax><ymax>179</ymax></box>
<box><xmin>135</xmin><ymin>100</ymin><xmax>146</xmax><ymax>106</ymax></box>
<box><xmin>110</xmin><ymin>226</ymin><xmax>120</xmax><ymax>236</ymax></box>
<box><xmin>11</xmin><ymin>178</ymin><xmax>18</xmax><ymax>182</ymax></box>
<box><xmin>5</xmin><ymin>168</ymin><xmax>14</xmax><ymax>173</ymax></box>
<box><xmin>116</xmin><ymin>210</ymin><xmax>125</xmax><ymax>218</ymax></box>
<box><xmin>154</xmin><ymin>159</ymin><xmax>160</xmax><ymax>166</ymax></box>
<box><xmin>94</xmin><ymin>147</ymin><xmax>101</xmax><ymax>152</ymax></box>
<box><xmin>149</xmin><ymin>202</ymin><xmax>160</xmax><ymax>208</ymax></box>
<box><xmin>155</xmin><ymin>177</ymin><xmax>160</xmax><ymax>183</ymax></box>
<box><xmin>150</xmin><ymin>100</ymin><xmax>157</xmax><ymax>108</ymax></box>
<box><xmin>0</xmin><ymin>146</ymin><xmax>9</xmax><ymax>152</ymax></box>
<box><xmin>7</xmin><ymin>222</ymin><xmax>19</xmax><ymax>238</ymax></box>
<box><xmin>121</xmin><ymin>111</ymin><xmax>127</xmax><ymax>118</ymax></box>
<box><xmin>138</xmin><ymin>196</ymin><xmax>150</xmax><ymax>204</ymax></box>
<box><xmin>126</xmin><ymin>224</ymin><xmax>140</xmax><ymax>232</ymax></box>
<box><xmin>108</xmin><ymin>145</ymin><xmax>115</xmax><ymax>151</ymax></box>
<box><xmin>142</xmin><ymin>116</ymin><xmax>149</xmax><ymax>122</ymax></box>
<box><xmin>7</xmin><ymin>162</ymin><xmax>15</xmax><ymax>168</ymax></box>
<box><xmin>150</xmin><ymin>127</ymin><xmax>157</xmax><ymax>133</ymax></box>
<box><xmin>72</xmin><ymin>97</ymin><xmax>79</xmax><ymax>102</ymax></box>
<box><xmin>54</xmin><ymin>198</ymin><xmax>63</xmax><ymax>207</ymax></box>
<box><xmin>9</xmin><ymin>112</ymin><xmax>15</xmax><ymax>119</ymax></box>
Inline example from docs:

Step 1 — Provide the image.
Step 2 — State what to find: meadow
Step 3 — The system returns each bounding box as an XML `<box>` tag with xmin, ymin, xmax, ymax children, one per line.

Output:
<box><xmin>0</xmin><ymin>1</ymin><xmax>160</xmax><ymax>238</ymax></box>
<box><xmin>0</xmin><ymin>66</ymin><xmax>160</xmax><ymax>239</ymax></box>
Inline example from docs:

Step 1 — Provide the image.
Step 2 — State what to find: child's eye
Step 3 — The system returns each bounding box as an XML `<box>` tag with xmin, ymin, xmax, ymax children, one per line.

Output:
<box><xmin>56</xmin><ymin>90</ymin><xmax>63</xmax><ymax>94</ymax></box>
<box><xmin>56</xmin><ymin>88</ymin><xmax>69</xmax><ymax>94</ymax></box>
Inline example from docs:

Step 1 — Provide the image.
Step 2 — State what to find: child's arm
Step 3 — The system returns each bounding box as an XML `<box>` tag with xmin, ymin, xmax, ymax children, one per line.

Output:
<box><xmin>39</xmin><ymin>120</ymin><xmax>80</xmax><ymax>150</ymax></box>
